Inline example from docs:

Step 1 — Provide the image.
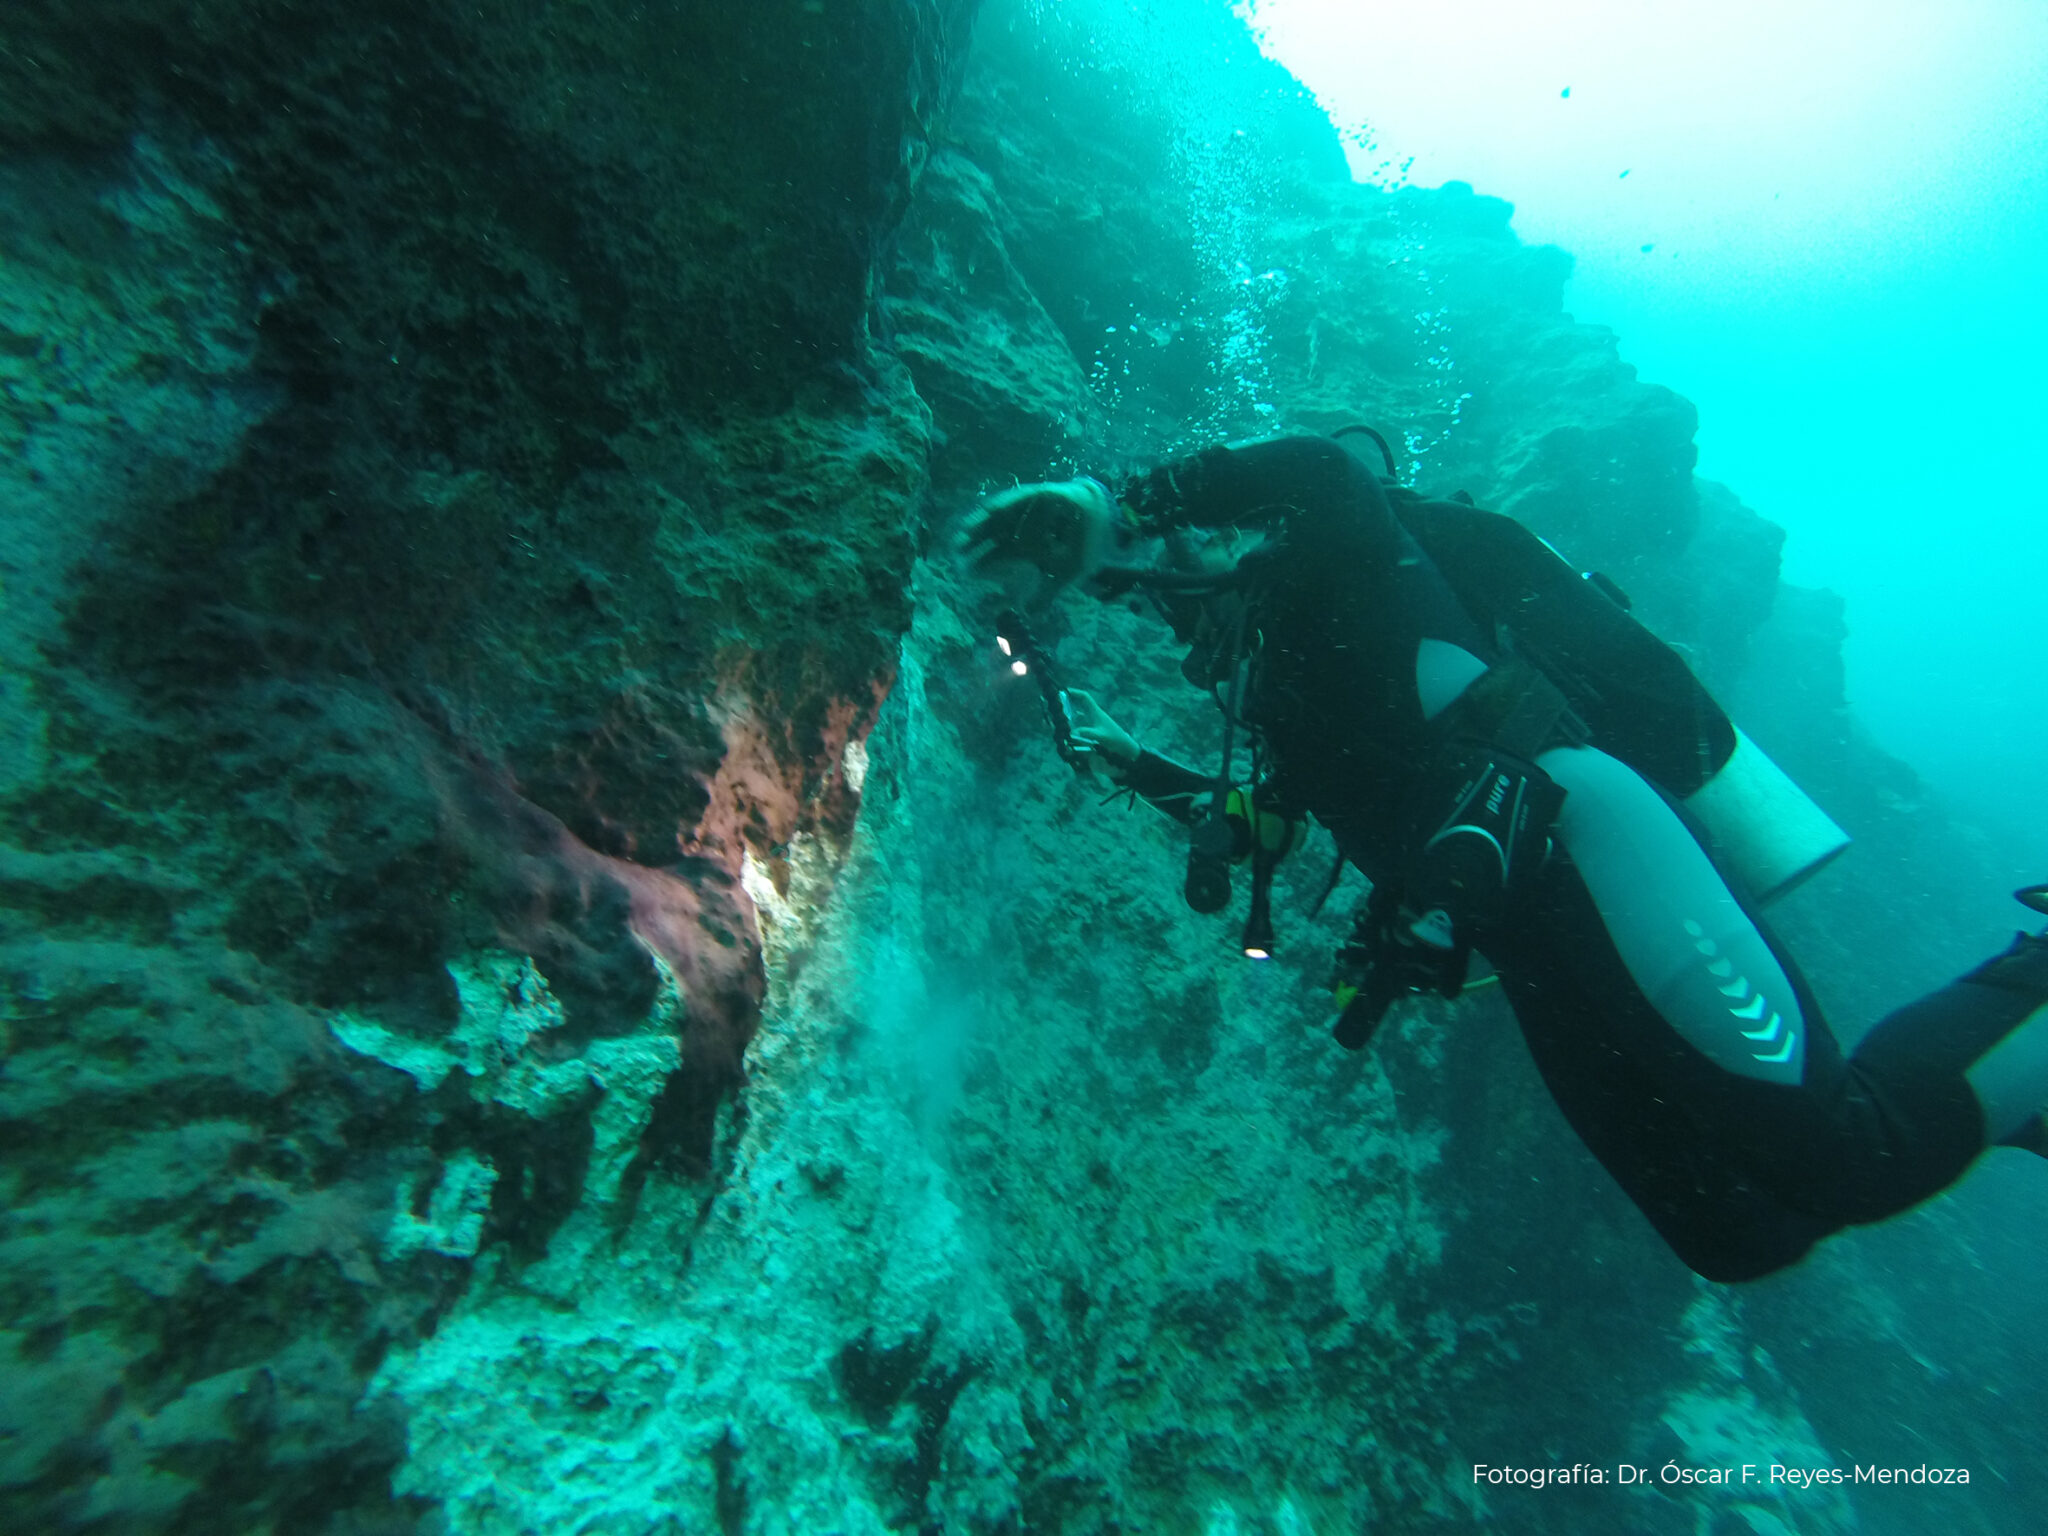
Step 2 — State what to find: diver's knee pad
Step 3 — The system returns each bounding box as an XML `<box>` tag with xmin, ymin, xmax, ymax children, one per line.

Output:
<box><xmin>1538</xmin><ymin>745</ymin><xmax>1809</xmax><ymax>1087</ymax></box>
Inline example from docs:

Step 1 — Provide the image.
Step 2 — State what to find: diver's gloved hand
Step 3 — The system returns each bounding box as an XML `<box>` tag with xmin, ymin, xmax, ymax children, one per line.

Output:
<box><xmin>957</xmin><ymin>478</ymin><xmax>1119</xmax><ymax>609</ymax></box>
<box><xmin>1329</xmin><ymin>885</ymin><xmax>1470</xmax><ymax>1051</ymax></box>
<box><xmin>1059</xmin><ymin>689</ymin><xmax>1142</xmax><ymax>777</ymax></box>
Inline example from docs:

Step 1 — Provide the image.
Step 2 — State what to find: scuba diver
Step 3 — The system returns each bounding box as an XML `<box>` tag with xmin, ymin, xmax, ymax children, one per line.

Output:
<box><xmin>959</xmin><ymin>432</ymin><xmax>2048</xmax><ymax>1282</ymax></box>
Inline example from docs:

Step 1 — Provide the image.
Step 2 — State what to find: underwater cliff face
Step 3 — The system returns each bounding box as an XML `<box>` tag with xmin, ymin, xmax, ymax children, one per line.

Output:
<box><xmin>1</xmin><ymin>1</ymin><xmax>969</xmax><ymax>1528</ymax></box>
<box><xmin>3</xmin><ymin>1</ymin><xmax>2042</xmax><ymax>1533</ymax></box>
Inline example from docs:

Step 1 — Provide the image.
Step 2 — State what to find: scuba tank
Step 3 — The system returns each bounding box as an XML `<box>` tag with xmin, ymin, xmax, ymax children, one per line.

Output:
<box><xmin>1370</xmin><ymin>455</ymin><xmax>1847</xmax><ymax>903</ymax></box>
<box><xmin>1320</xmin><ymin>429</ymin><xmax>1847</xmax><ymax>1047</ymax></box>
<box><xmin>1681</xmin><ymin>726</ymin><xmax>1848</xmax><ymax>900</ymax></box>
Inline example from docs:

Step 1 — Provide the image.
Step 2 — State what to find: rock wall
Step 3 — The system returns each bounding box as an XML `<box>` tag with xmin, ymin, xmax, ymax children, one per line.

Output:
<box><xmin>4</xmin><ymin>1</ymin><xmax>2041</xmax><ymax>1534</ymax></box>
<box><xmin>1</xmin><ymin>1</ymin><xmax>972</xmax><ymax>1530</ymax></box>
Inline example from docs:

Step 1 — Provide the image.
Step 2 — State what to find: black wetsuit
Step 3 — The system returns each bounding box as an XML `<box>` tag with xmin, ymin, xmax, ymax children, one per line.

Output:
<box><xmin>1106</xmin><ymin>435</ymin><xmax>2048</xmax><ymax>1280</ymax></box>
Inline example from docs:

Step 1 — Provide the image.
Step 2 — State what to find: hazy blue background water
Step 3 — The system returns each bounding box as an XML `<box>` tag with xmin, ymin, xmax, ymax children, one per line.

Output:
<box><xmin>1236</xmin><ymin>0</ymin><xmax>2048</xmax><ymax>871</ymax></box>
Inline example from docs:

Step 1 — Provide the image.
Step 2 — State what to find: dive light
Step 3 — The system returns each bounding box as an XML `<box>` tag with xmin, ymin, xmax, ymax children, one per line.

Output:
<box><xmin>994</xmin><ymin>608</ymin><xmax>1279</xmax><ymax>957</ymax></box>
<box><xmin>995</xmin><ymin>609</ymin><xmax>1080</xmax><ymax>767</ymax></box>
